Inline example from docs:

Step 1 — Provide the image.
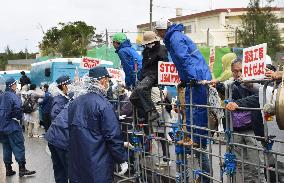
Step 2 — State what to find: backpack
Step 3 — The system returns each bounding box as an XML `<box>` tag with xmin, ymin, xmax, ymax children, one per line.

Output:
<box><xmin>22</xmin><ymin>94</ymin><xmax>36</xmax><ymax>114</ymax></box>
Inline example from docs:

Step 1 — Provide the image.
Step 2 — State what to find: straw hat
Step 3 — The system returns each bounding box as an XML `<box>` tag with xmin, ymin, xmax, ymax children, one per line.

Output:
<box><xmin>142</xmin><ymin>31</ymin><xmax>160</xmax><ymax>45</ymax></box>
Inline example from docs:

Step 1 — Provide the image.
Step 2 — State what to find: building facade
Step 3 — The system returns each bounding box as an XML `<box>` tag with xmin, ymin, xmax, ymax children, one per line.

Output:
<box><xmin>6</xmin><ymin>59</ymin><xmax>35</xmax><ymax>71</ymax></box>
<box><xmin>137</xmin><ymin>8</ymin><xmax>284</xmax><ymax>47</ymax></box>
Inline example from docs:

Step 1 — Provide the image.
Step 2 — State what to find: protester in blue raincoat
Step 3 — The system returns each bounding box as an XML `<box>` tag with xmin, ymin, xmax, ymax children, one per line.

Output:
<box><xmin>113</xmin><ymin>32</ymin><xmax>142</xmax><ymax>89</ymax></box>
<box><xmin>0</xmin><ymin>77</ymin><xmax>36</xmax><ymax>177</ymax></box>
<box><xmin>155</xmin><ymin>19</ymin><xmax>211</xmax><ymax>183</ymax></box>
<box><xmin>39</xmin><ymin>84</ymin><xmax>53</xmax><ymax>132</ymax></box>
<box><xmin>68</xmin><ymin>66</ymin><xmax>127</xmax><ymax>183</ymax></box>
<box><xmin>45</xmin><ymin>75</ymin><xmax>72</xmax><ymax>183</ymax></box>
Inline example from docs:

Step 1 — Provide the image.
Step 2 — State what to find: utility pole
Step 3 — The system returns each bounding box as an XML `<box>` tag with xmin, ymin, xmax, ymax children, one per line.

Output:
<box><xmin>25</xmin><ymin>39</ymin><xmax>28</xmax><ymax>60</ymax></box>
<box><xmin>150</xmin><ymin>0</ymin><xmax>153</xmax><ymax>30</ymax></box>
<box><xmin>105</xmin><ymin>29</ymin><xmax>108</xmax><ymax>56</ymax></box>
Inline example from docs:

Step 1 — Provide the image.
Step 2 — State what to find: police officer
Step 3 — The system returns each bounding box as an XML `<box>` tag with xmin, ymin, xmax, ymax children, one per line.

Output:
<box><xmin>45</xmin><ymin>75</ymin><xmax>72</xmax><ymax>183</ymax></box>
<box><xmin>68</xmin><ymin>67</ymin><xmax>127</xmax><ymax>183</ymax></box>
<box><xmin>0</xmin><ymin>77</ymin><xmax>36</xmax><ymax>177</ymax></box>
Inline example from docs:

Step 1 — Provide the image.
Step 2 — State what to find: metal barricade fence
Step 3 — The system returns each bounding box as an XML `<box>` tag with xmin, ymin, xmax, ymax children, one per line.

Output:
<box><xmin>109</xmin><ymin>79</ymin><xmax>284</xmax><ymax>183</ymax></box>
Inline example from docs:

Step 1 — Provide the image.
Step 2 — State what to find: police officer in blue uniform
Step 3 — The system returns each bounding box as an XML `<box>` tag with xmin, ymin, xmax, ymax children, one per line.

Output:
<box><xmin>68</xmin><ymin>67</ymin><xmax>127</xmax><ymax>183</ymax></box>
<box><xmin>45</xmin><ymin>75</ymin><xmax>72</xmax><ymax>183</ymax></box>
<box><xmin>0</xmin><ymin>77</ymin><xmax>36</xmax><ymax>177</ymax></box>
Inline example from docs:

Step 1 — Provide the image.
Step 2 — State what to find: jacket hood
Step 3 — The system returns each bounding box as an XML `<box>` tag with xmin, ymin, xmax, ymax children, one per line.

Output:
<box><xmin>116</xmin><ymin>39</ymin><xmax>132</xmax><ymax>51</ymax></box>
<box><xmin>164</xmin><ymin>24</ymin><xmax>184</xmax><ymax>46</ymax></box>
<box><xmin>222</xmin><ymin>53</ymin><xmax>237</xmax><ymax>71</ymax></box>
<box><xmin>216</xmin><ymin>53</ymin><xmax>237</xmax><ymax>82</ymax></box>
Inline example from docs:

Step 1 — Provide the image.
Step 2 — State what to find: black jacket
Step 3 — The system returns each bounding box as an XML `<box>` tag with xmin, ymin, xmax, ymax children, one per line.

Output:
<box><xmin>216</xmin><ymin>82</ymin><xmax>264</xmax><ymax>137</ymax></box>
<box><xmin>20</xmin><ymin>75</ymin><xmax>31</xmax><ymax>88</ymax></box>
<box><xmin>140</xmin><ymin>42</ymin><xmax>168</xmax><ymax>81</ymax></box>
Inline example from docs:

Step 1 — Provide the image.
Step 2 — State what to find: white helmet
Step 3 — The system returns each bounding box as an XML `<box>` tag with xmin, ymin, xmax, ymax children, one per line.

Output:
<box><xmin>155</xmin><ymin>18</ymin><xmax>171</xmax><ymax>30</ymax></box>
<box><xmin>265</xmin><ymin>55</ymin><xmax>272</xmax><ymax>65</ymax></box>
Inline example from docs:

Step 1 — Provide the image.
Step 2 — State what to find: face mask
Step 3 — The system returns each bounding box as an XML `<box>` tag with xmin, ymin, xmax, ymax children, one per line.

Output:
<box><xmin>146</xmin><ymin>43</ymin><xmax>155</xmax><ymax>48</ymax></box>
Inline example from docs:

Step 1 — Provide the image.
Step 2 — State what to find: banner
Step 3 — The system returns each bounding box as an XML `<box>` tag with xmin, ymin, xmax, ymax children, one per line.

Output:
<box><xmin>209</xmin><ymin>47</ymin><xmax>215</xmax><ymax>65</ymax></box>
<box><xmin>80</xmin><ymin>57</ymin><xmax>101</xmax><ymax>69</ymax></box>
<box><xmin>158</xmin><ymin>61</ymin><xmax>180</xmax><ymax>85</ymax></box>
<box><xmin>242</xmin><ymin>43</ymin><xmax>267</xmax><ymax>81</ymax></box>
<box><xmin>107</xmin><ymin>68</ymin><xmax>124</xmax><ymax>81</ymax></box>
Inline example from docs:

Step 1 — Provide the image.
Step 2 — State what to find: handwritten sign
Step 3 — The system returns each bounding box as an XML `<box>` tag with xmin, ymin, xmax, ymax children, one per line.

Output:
<box><xmin>158</xmin><ymin>61</ymin><xmax>180</xmax><ymax>85</ymax></box>
<box><xmin>209</xmin><ymin>47</ymin><xmax>215</xmax><ymax>65</ymax></box>
<box><xmin>80</xmin><ymin>57</ymin><xmax>101</xmax><ymax>69</ymax></box>
<box><xmin>242</xmin><ymin>43</ymin><xmax>267</xmax><ymax>80</ymax></box>
<box><xmin>107</xmin><ymin>68</ymin><xmax>123</xmax><ymax>80</ymax></box>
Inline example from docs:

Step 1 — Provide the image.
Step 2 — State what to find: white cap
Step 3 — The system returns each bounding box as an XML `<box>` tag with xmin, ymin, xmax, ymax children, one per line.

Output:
<box><xmin>265</xmin><ymin>55</ymin><xmax>272</xmax><ymax>65</ymax></box>
<box><xmin>155</xmin><ymin>18</ymin><xmax>171</xmax><ymax>30</ymax></box>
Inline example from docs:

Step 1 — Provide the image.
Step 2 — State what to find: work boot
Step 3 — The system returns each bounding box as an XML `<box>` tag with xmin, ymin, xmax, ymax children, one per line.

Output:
<box><xmin>5</xmin><ymin>163</ymin><xmax>16</xmax><ymax>176</ymax></box>
<box><xmin>19</xmin><ymin>163</ymin><xmax>36</xmax><ymax>177</ymax></box>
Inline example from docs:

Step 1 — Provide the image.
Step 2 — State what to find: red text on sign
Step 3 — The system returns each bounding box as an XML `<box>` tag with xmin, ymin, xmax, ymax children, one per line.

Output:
<box><xmin>243</xmin><ymin>62</ymin><xmax>265</xmax><ymax>77</ymax></box>
<box><xmin>244</xmin><ymin>47</ymin><xmax>264</xmax><ymax>63</ymax></box>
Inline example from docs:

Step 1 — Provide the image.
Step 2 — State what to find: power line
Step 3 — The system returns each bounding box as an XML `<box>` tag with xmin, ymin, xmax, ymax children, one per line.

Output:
<box><xmin>153</xmin><ymin>5</ymin><xmax>200</xmax><ymax>12</ymax></box>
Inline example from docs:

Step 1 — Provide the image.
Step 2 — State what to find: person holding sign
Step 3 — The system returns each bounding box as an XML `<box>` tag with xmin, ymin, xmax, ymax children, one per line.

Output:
<box><xmin>155</xmin><ymin>19</ymin><xmax>211</xmax><ymax>183</ymax></box>
<box><xmin>112</xmin><ymin>32</ymin><xmax>142</xmax><ymax>89</ymax></box>
<box><xmin>130</xmin><ymin>31</ymin><xmax>169</xmax><ymax>122</ymax></box>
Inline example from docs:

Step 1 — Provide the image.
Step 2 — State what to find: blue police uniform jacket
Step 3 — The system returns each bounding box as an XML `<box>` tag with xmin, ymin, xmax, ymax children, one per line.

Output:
<box><xmin>40</xmin><ymin>91</ymin><xmax>53</xmax><ymax>114</ymax></box>
<box><xmin>68</xmin><ymin>92</ymin><xmax>127</xmax><ymax>183</ymax></box>
<box><xmin>164</xmin><ymin>24</ymin><xmax>212</xmax><ymax>145</ymax></box>
<box><xmin>0</xmin><ymin>89</ymin><xmax>23</xmax><ymax>134</ymax></box>
<box><xmin>45</xmin><ymin>94</ymin><xmax>70</xmax><ymax>151</ymax></box>
<box><xmin>115</xmin><ymin>39</ymin><xmax>142</xmax><ymax>88</ymax></box>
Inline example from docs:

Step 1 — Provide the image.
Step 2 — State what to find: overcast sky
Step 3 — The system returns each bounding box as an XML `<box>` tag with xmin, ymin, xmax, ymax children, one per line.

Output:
<box><xmin>0</xmin><ymin>0</ymin><xmax>283</xmax><ymax>52</ymax></box>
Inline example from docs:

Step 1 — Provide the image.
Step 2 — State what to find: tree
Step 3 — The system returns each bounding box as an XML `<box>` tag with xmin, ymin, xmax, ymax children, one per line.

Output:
<box><xmin>237</xmin><ymin>0</ymin><xmax>282</xmax><ymax>57</ymax></box>
<box><xmin>0</xmin><ymin>46</ymin><xmax>36</xmax><ymax>70</ymax></box>
<box><xmin>39</xmin><ymin>21</ymin><xmax>96</xmax><ymax>57</ymax></box>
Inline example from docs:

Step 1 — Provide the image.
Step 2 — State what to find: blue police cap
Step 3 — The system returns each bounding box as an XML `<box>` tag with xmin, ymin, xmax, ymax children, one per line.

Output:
<box><xmin>5</xmin><ymin>77</ymin><xmax>17</xmax><ymax>88</ymax></box>
<box><xmin>89</xmin><ymin>66</ymin><xmax>112</xmax><ymax>80</ymax></box>
<box><xmin>56</xmin><ymin>75</ymin><xmax>71</xmax><ymax>86</ymax></box>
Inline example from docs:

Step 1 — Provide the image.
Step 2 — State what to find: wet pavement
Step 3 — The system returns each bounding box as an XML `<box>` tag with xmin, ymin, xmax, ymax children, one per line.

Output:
<box><xmin>0</xmin><ymin>131</ymin><xmax>55</xmax><ymax>183</ymax></box>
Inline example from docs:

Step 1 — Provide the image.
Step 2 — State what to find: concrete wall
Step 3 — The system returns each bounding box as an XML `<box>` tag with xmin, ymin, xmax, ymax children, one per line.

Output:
<box><xmin>6</xmin><ymin>64</ymin><xmax>31</xmax><ymax>71</ymax></box>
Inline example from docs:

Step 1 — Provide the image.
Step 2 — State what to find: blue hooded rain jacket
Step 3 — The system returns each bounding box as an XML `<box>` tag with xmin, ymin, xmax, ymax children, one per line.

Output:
<box><xmin>164</xmin><ymin>24</ymin><xmax>212</xmax><ymax>145</ymax></box>
<box><xmin>45</xmin><ymin>94</ymin><xmax>71</xmax><ymax>150</ymax></box>
<box><xmin>115</xmin><ymin>39</ymin><xmax>142</xmax><ymax>88</ymax></box>
<box><xmin>68</xmin><ymin>92</ymin><xmax>127</xmax><ymax>183</ymax></box>
<box><xmin>0</xmin><ymin>89</ymin><xmax>23</xmax><ymax>134</ymax></box>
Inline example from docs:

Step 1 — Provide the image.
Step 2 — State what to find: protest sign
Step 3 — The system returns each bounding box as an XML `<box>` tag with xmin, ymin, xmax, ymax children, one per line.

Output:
<box><xmin>107</xmin><ymin>68</ymin><xmax>123</xmax><ymax>81</ymax></box>
<box><xmin>80</xmin><ymin>57</ymin><xmax>101</xmax><ymax>69</ymax></box>
<box><xmin>209</xmin><ymin>47</ymin><xmax>215</xmax><ymax>65</ymax></box>
<box><xmin>242</xmin><ymin>43</ymin><xmax>267</xmax><ymax>80</ymax></box>
<box><xmin>158</xmin><ymin>61</ymin><xmax>180</xmax><ymax>85</ymax></box>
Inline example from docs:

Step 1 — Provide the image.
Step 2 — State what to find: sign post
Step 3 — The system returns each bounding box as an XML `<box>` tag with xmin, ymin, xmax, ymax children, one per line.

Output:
<box><xmin>158</xmin><ymin>61</ymin><xmax>180</xmax><ymax>86</ymax></box>
<box><xmin>80</xmin><ymin>57</ymin><xmax>101</xmax><ymax>69</ymax></box>
<box><xmin>242</xmin><ymin>43</ymin><xmax>267</xmax><ymax>80</ymax></box>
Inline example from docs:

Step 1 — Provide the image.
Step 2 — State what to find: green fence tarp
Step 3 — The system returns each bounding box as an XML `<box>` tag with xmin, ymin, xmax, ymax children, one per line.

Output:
<box><xmin>87</xmin><ymin>45</ymin><xmax>120</xmax><ymax>69</ymax></box>
<box><xmin>200</xmin><ymin>47</ymin><xmax>232</xmax><ymax>78</ymax></box>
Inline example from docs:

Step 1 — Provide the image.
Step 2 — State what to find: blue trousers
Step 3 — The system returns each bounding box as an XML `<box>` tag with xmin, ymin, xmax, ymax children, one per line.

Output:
<box><xmin>1</xmin><ymin>130</ymin><xmax>26</xmax><ymax>164</ymax></box>
<box><xmin>48</xmin><ymin>143</ymin><xmax>68</xmax><ymax>183</ymax></box>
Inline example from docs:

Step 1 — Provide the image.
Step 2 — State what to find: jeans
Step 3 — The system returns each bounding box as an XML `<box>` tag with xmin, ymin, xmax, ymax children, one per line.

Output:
<box><xmin>48</xmin><ymin>143</ymin><xmax>69</xmax><ymax>183</ymax></box>
<box><xmin>195</xmin><ymin>144</ymin><xmax>210</xmax><ymax>183</ymax></box>
<box><xmin>2</xmin><ymin>130</ymin><xmax>26</xmax><ymax>164</ymax></box>
<box><xmin>130</xmin><ymin>75</ymin><xmax>156</xmax><ymax>113</ymax></box>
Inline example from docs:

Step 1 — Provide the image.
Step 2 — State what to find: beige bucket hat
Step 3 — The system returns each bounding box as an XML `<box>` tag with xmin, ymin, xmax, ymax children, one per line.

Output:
<box><xmin>142</xmin><ymin>31</ymin><xmax>160</xmax><ymax>45</ymax></box>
